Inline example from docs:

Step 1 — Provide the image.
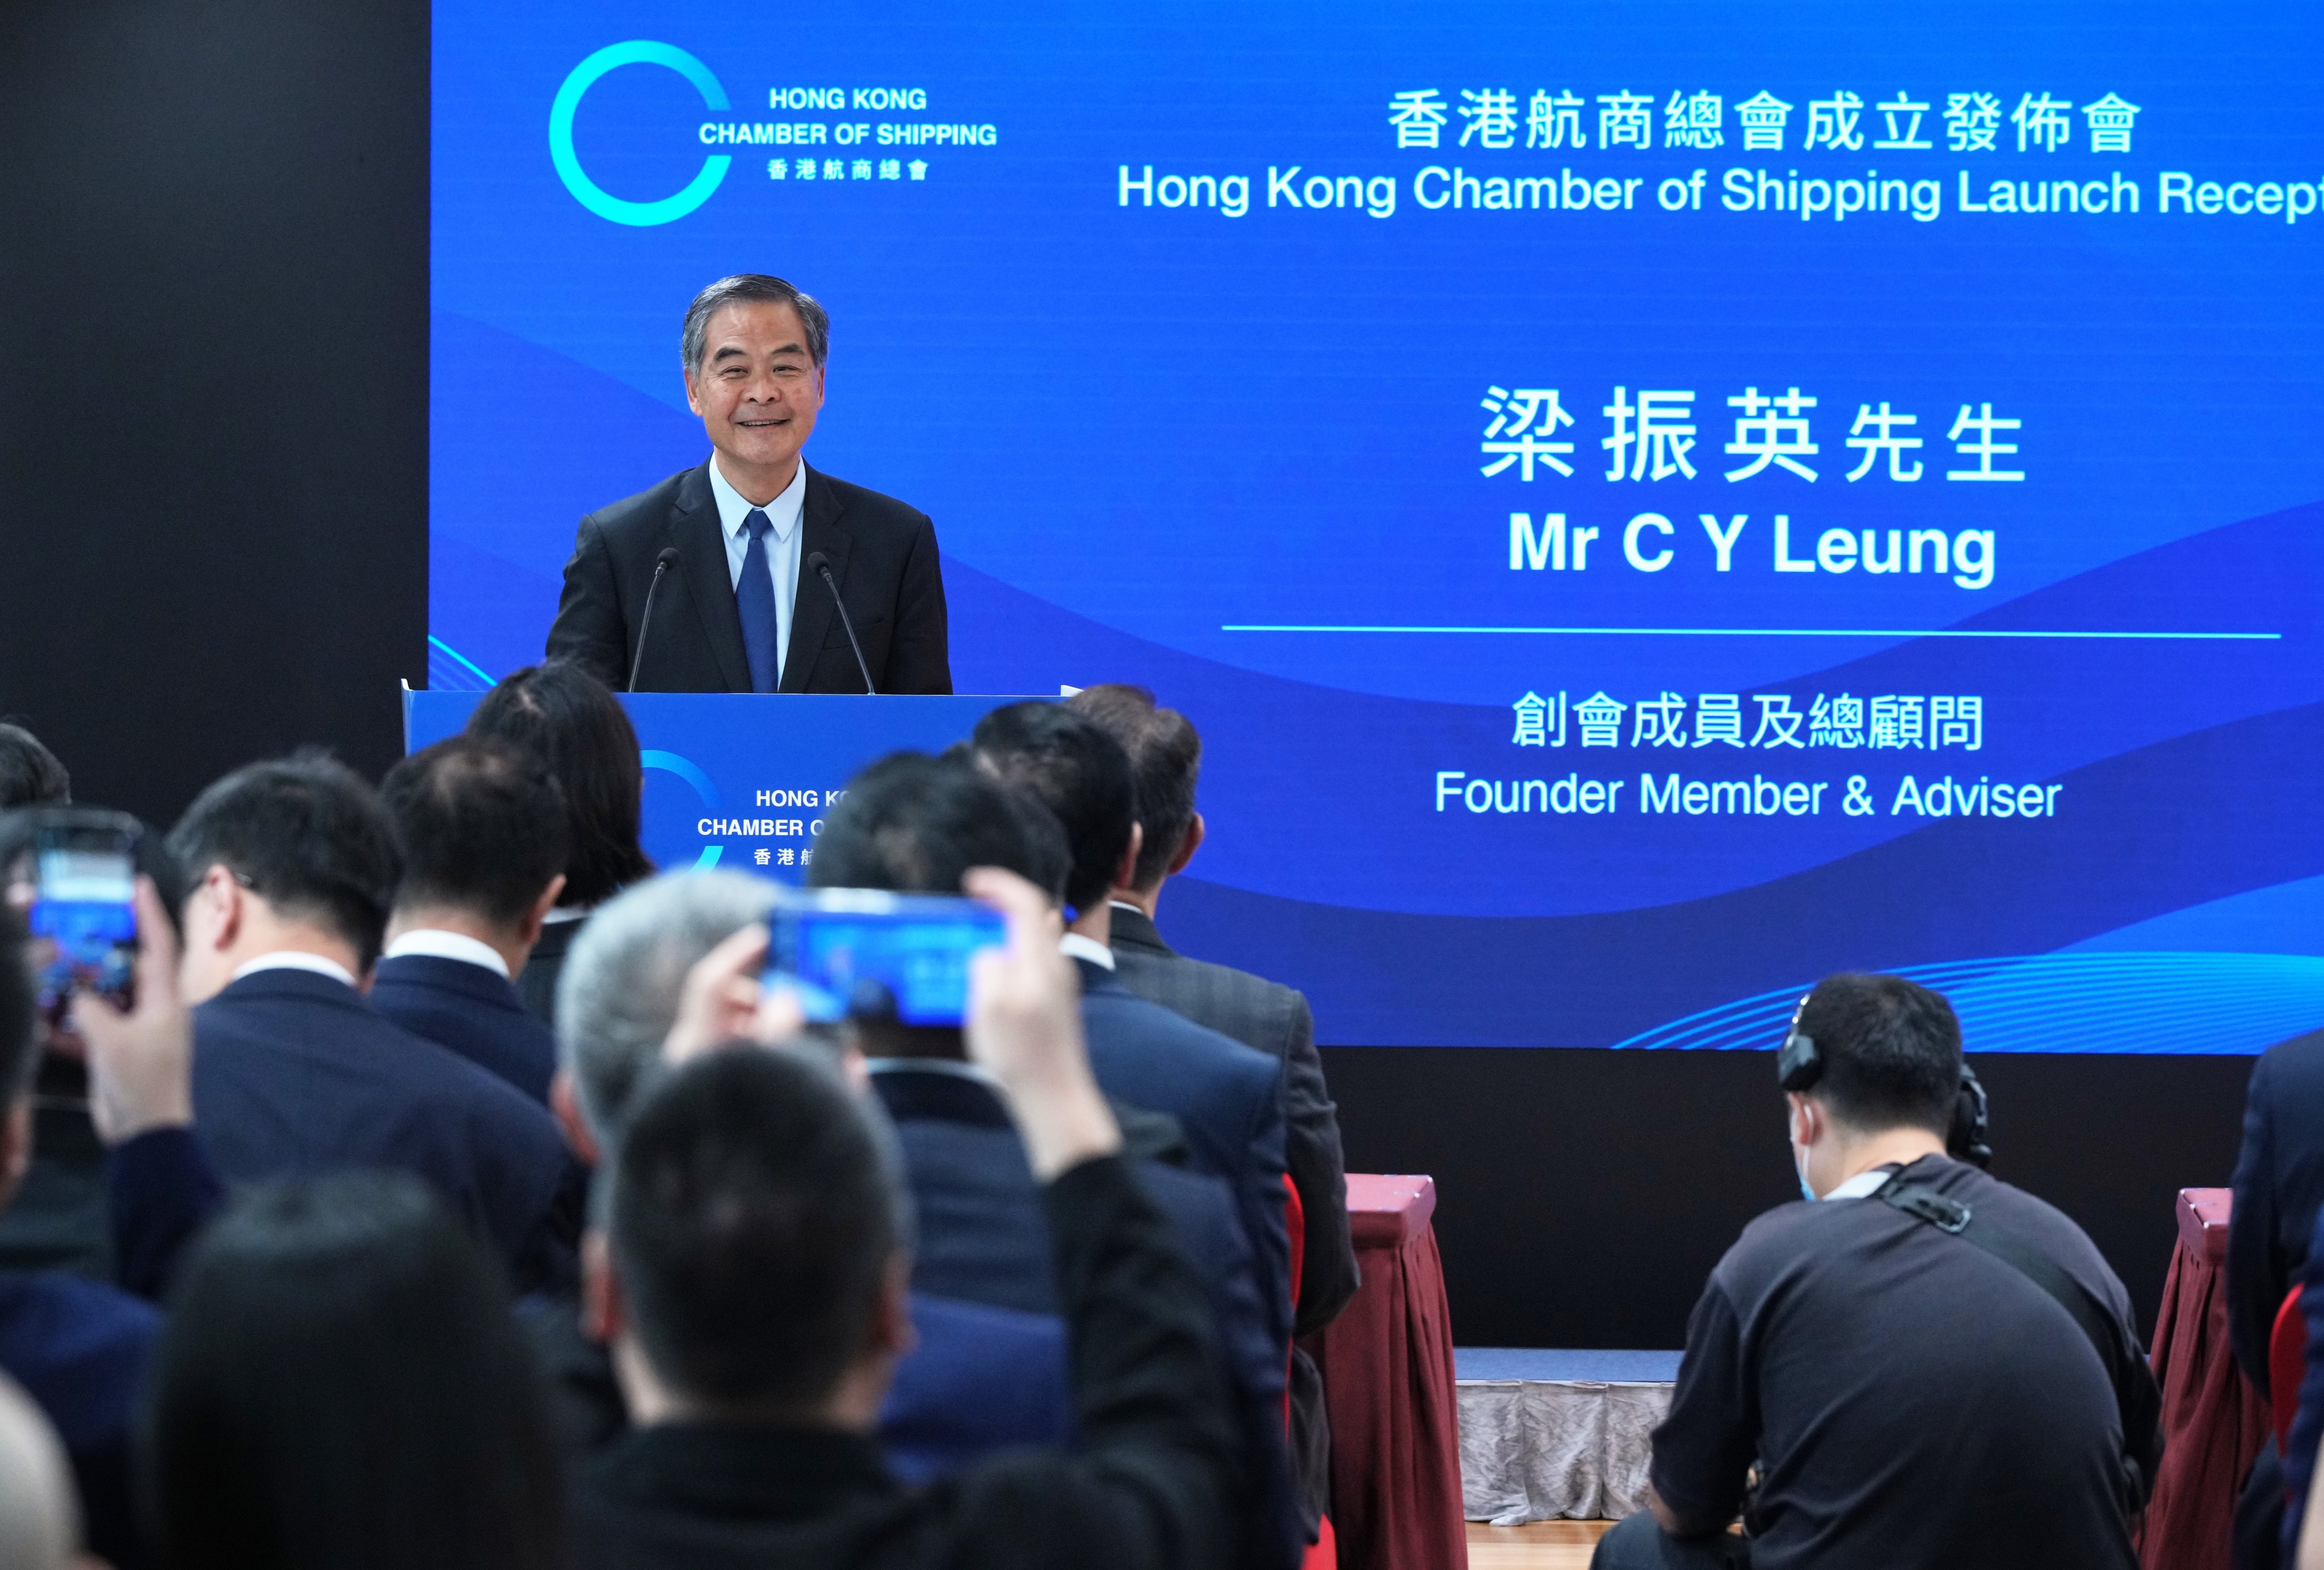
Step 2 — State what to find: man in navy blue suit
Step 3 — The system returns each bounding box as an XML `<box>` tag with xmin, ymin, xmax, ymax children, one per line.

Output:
<box><xmin>372</xmin><ymin>736</ymin><xmax>569</xmax><ymax>1104</ymax></box>
<box><xmin>166</xmin><ymin>754</ymin><xmax>578</xmax><ymax>1292</ymax></box>
<box><xmin>809</xmin><ymin>751</ymin><xmax>1298</xmax><ymax>1569</ymax></box>
<box><xmin>969</xmin><ymin>703</ymin><xmax>1295</xmax><ymax>1359</ymax></box>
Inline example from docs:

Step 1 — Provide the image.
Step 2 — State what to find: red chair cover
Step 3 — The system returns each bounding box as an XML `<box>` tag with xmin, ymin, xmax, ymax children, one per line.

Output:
<box><xmin>1301</xmin><ymin>1175</ymin><xmax>1466</xmax><ymax>1570</ymax></box>
<box><xmin>2138</xmin><ymin>1187</ymin><xmax>2270</xmax><ymax>1570</ymax></box>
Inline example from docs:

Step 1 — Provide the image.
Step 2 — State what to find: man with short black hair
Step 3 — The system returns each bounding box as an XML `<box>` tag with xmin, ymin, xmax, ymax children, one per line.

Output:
<box><xmin>374</xmin><ymin>736</ymin><xmax>570</xmax><ymax>1102</ymax></box>
<box><xmin>169</xmin><ymin>753</ymin><xmax>574</xmax><ymax>1290</ymax></box>
<box><xmin>969</xmin><ymin>703</ymin><xmax>1293</xmax><ymax>1360</ymax></box>
<box><xmin>0</xmin><ymin>728</ymin><xmax>68</xmax><ymax>811</ymax></box>
<box><xmin>1596</xmin><ymin>972</ymin><xmax>2161</xmax><ymax>1570</ymax></box>
<box><xmin>1065</xmin><ymin>686</ymin><xmax>1356</xmax><ymax>1327</ymax></box>
<box><xmin>575</xmin><ymin>867</ymin><xmax>1249</xmax><ymax>1570</ymax></box>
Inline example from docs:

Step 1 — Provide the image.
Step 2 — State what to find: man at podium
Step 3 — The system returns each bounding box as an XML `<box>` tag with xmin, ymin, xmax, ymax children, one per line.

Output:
<box><xmin>546</xmin><ymin>274</ymin><xmax>952</xmax><ymax>695</ymax></box>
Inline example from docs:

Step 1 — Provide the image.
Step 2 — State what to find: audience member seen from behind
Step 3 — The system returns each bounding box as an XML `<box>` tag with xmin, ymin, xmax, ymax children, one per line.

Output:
<box><xmin>808</xmin><ymin>752</ymin><xmax>1297</xmax><ymax>1555</ymax></box>
<box><xmin>1066</xmin><ymin>685</ymin><xmax>1352</xmax><ymax>1526</ymax></box>
<box><xmin>543</xmin><ymin>866</ymin><xmax>1084</xmax><ymax>1490</ymax></box>
<box><xmin>0</xmin><ymin>1370</ymin><xmax>85</xmax><ymax>1570</ymax></box>
<box><xmin>0</xmin><ymin>727</ymin><xmax>69</xmax><ymax>810</ymax></box>
<box><xmin>1596</xmin><ymin>973</ymin><xmax>2161</xmax><ymax>1570</ymax></box>
<box><xmin>374</xmin><ymin>736</ymin><xmax>571</xmax><ymax>1103</ymax></box>
<box><xmin>1065</xmin><ymin>684</ymin><xmax>1356</xmax><ymax>1334</ymax></box>
<box><xmin>0</xmin><ymin>901</ymin><xmax>157</xmax><ymax>1569</ymax></box>
<box><xmin>166</xmin><ymin>753</ymin><xmax>577</xmax><ymax>1291</ymax></box>
<box><xmin>467</xmin><ymin>662</ymin><xmax>655</xmax><ymax>1024</ymax></box>
<box><xmin>970</xmin><ymin>703</ymin><xmax>1293</xmax><ymax>1355</ymax></box>
<box><xmin>146</xmin><ymin>1170</ymin><xmax>564</xmax><ymax>1570</ymax></box>
<box><xmin>2229</xmin><ymin>1019</ymin><xmax>2324</xmax><ymax>1555</ymax></box>
<box><xmin>573</xmin><ymin>867</ymin><xmax>1250</xmax><ymax>1570</ymax></box>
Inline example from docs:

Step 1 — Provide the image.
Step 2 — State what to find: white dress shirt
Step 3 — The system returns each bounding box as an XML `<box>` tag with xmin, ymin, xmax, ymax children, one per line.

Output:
<box><xmin>229</xmin><ymin>951</ymin><xmax>356</xmax><ymax>988</ymax></box>
<box><xmin>383</xmin><ymin>928</ymin><xmax>510</xmax><ymax>980</ymax></box>
<box><xmin>1060</xmin><ymin>933</ymin><xmax>1116</xmax><ymax>971</ymax></box>
<box><xmin>1821</xmin><ymin>1166</ymin><xmax>1897</xmax><ymax>1201</ymax></box>
<box><xmin>707</xmin><ymin>454</ymin><xmax>806</xmax><ymax>687</ymax></box>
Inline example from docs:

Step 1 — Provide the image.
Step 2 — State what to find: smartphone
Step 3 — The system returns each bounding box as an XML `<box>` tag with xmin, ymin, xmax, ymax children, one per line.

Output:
<box><xmin>764</xmin><ymin>888</ymin><xmax>1007</xmax><ymax>1027</ymax></box>
<box><xmin>26</xmin><ymin>809</ymin><xmax>141</xmax><ymax>1023</ymax></box>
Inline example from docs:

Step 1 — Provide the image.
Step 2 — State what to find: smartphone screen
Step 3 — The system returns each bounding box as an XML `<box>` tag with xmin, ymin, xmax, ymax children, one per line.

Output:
<box><xmin>28</xmin><ymin>814</ymin><xmax>140</xmax><ymax>1023</ymax></box>
<box><xmin>766</xmin><ymin>889</ymin><xmax>1007</xmax><ymax>1027</ymax></box>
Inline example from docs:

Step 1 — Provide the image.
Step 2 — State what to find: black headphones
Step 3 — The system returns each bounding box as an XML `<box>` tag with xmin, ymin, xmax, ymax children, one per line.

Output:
<box><xmin>1776</xmin><ymin>993</ymin><xmax>1993</xmax><ymax>1169</ymax></box>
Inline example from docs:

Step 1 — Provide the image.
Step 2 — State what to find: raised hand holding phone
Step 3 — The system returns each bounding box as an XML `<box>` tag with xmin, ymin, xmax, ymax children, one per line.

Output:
<box><xmin>70</xmin><ymin>876</ymin><xmax>192</xmax><ymax>1146</ymax></box>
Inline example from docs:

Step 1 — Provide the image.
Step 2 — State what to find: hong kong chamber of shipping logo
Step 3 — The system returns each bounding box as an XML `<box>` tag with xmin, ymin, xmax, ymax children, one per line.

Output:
<box><xmin>550</xmin><ymin>40</ymin><xmax>731</xmax><ymax>226</ymax></box>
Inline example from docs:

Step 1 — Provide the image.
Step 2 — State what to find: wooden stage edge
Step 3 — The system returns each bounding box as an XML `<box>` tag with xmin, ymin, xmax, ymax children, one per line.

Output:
<box><xmin>1466</xmin><ymin>1518</ymin><xmax>1613</xmax><ymax>1569</ymax></box>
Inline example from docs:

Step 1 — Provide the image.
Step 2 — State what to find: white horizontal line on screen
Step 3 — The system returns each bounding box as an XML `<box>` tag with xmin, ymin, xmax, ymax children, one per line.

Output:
<box><xmin>1218</xmin><ymin>624</ymin><xmax>2282</xmax><ymax>641</ymax></box>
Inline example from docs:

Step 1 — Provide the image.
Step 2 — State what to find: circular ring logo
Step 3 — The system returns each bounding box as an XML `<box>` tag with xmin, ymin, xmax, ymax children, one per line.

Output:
<box><xmin>550</xmin><ymin>40</ymin><xmax>730</xmax><ymax>226</ymax></box>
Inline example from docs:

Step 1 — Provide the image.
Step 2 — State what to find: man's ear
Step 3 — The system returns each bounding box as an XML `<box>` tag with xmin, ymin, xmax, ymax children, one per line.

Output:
<box><xmin>1787</xmin><ymin>1092</ymin><xmax>1820</xmax><ymax>1148</ymax></box>
<box><xmin>683</xmin><ymin>366</ymin><xmax>705</xmax><ymax>418</ymax></box>
<box><xmin>518</xmin><ymin>875</ymin><xmax>568</xmax><ymax>950</ymax></box>
<box><xmin>1166</xmin><ymin>813</ymin><xmax>1205</xmax><ymax>879</ymax></box>
<box><xmin>581</xmin><ymin>1230</ymin><xmax>624</xmax><ymax>1345</ymax></box>
<box><xmin>869</xmin><ymin>1253</ymin><xmax>916</xmax><ymax>1361</ymax></box>
<box><xmin>1111</xmin><ymin>823</ymin><xmax>1144</xmax><ymax>895</ymax></box>
<box><xmin>551</xmin><ymin>1070</ymin><xmax>602</xmax><ymax>1166</ymax></box>
<box><xmin>198</xmin><ymin>864</ymin><xmax>244</xmax><ymax>954</ymax></box>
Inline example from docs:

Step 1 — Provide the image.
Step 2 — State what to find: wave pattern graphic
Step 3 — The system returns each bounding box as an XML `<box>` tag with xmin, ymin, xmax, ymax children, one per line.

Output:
<box><xmin>1610</xmin><ymin>951</ymin><xmax>2324</xmax><ymax>1056</ymax></box>
<box><xmin>426</xmin><ymin>637</ymin><xmax>497</xmax><ymax>692</ymax></box>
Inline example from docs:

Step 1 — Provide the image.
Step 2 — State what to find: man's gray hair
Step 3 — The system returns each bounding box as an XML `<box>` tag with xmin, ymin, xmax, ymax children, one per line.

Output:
<box><xmin>557</xmin><ymin>868</ymin><xmax>780</xmax><ymax>1139</ymax></box>
<box><xmin>680</xmin><ymin>274</ymin><xmax>830</xmax><ymax>371</ymax></box>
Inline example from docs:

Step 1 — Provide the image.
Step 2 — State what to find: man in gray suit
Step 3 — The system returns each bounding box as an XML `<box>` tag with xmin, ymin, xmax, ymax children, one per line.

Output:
<box><xmin>1066</xmin><ymin>686</ymin><xmax>1358</xmax><ymax>1529</ymax></box>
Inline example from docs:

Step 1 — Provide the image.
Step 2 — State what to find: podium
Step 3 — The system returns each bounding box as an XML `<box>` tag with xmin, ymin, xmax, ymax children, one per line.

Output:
<box><xmin>402</xmin><ymin>690</ymin><xmax>1044</xmax><ymax>881</ymax></box>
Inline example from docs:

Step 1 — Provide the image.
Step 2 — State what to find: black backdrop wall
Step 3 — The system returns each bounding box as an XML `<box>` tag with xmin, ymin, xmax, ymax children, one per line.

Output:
<box><xmin>0</xmin><ymin>0</ymin><xmax>2253</xmax><ymax>1347</ymax></box>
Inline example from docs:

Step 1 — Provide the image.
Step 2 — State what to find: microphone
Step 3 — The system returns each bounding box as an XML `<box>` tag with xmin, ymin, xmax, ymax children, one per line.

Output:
<box><xmin>805</xmin><ymin>550</ymin><xmax>876</xmax><ymax>695</ymax></box>
<box><xmin>628</xmin><ymin>547</ymin><xmax>682</xmax><ymax>692</ymax></box>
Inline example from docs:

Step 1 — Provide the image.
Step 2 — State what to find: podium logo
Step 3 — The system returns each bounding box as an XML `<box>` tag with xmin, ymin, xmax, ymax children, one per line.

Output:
<box><xmin>550</xmin><ymin>40</ymin><xmax>730</xmax><ymax>226</ymax></box>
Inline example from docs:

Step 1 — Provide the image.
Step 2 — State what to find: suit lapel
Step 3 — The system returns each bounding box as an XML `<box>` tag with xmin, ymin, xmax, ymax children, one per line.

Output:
<box><xmin>666</xmin><ymin>460</ymin><xmax>752</xmax><ymax>692</ymax></box>
<box><xmin>779</xmin><ymin>465</ymin><xmax>854</xmax><ymax>693</ymax></box>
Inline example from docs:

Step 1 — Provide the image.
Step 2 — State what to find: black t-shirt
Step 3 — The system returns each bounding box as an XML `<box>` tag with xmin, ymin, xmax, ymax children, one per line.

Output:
<box><xmin>1650</xmin><ymin>1155</ymin><xmax>2145</xmax><ymax>1570</ymax></box>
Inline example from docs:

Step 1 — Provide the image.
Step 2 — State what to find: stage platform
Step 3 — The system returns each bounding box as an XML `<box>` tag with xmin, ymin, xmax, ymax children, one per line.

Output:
<box><xmin>1456</xmin><ymin>1348</ymin><xmax>1681</xmax><ymax>1526</ymax></box>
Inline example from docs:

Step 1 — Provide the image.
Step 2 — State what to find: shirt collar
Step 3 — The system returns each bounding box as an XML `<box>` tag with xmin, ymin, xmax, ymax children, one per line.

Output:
<box><xmin>707</xmin><ymin>454</ymin><xmax>807</xmax><ymax>544</ymax></box>
<box><xmin>383</xmin><ymin>929</ymin><xmax>511</xmax><ymax>980</ymax></box>
<box><xmin>1059</xmin><ymin>932</ymin><xmax>1115</xmax><ymax>971</ymax></box>
<box><xmin>1822</xmin><ymin>1166</ymin><xmax>1897</xmax><ymax>1202</ymax></box>
<box><xmin>230</xmin><ymin>951</ymin><xmax>356</xmax><ymax>988</ymax></box>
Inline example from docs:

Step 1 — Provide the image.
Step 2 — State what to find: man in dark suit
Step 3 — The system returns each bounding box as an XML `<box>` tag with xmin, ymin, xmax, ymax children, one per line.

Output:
<box><xmin>1066</xmin><ymin>685</ymin><xmax>1357</xmax><ymax>1330</ymax></box>
<box><xmin>811</xmin><ymin>753</ymin><xmax>1298</xmax><ymax>1567</ymax></box>
<box><xmin>968</xmin><ymin>704</ymin><xmax>1294</xmax><ymax>1363</ymax></box>
<box><xmin>545</xmin><ymin>274</ymin><xmax>950</xmax><ymax>695</ymax></box>
<box><xmin>574</xmin><ymin>876</ymin><xmax>1251</xmax><ymax>1570</ymax></box>
<box><xmin>529</xmin><ymin>865</ymin><xmax>1095</xmax><ymax>1491</ymax></box>
<box><xmin>372</xmin><ymin>736</ymin><xmax>570</xmax><ymax>1104</ymax></box>
<box><xmin>166</xmin><ymin>754</ymin><xmax>577</xmax><ymax>1293</ymax></box>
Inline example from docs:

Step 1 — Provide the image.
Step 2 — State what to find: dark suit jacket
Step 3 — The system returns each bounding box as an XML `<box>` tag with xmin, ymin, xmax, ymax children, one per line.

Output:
<box><xmin>573</xmin><ymin>1156</ymin><xmax>1246</xmax><ymax>1570</ymax></box>
<box><xmin>191</xmin><ymin>970</ymin><xmax>579</xmax><ymax>1292</ymax></box>
<box><xmin>1075</xmin><ymin>959</ymin><xmax>1293</xmax><ymax>1358</ymax></box>
<box><xmin>1109</xmin><ymin>904</ymin><xmax>1357</xmax><ymax>1336</ymax></box>
<box><xmin>545</xmin><ymin>460</ymin><xmax>951</xmax><ymax>695</ymax></box>
<box><xmin>871</xmin><ymin>1065</ymin><xmax>1297</xmax><ymax>1570</ymax></box>
<box><xmin>0</xmin><ymin>1271</ymin><xmax>158</xmax><ymax>1569</ymax></box>
<box><xmin>2230</xmin><ymin>1027</ymin><xmax>2324</xmax><ymax>1387</ymax></box>
<box><xmin>516</xmin><ymin>1282</ymin><xmax>1068</xmax><ymax>1487</ymax></box>
<box><xmin>371</xmin><ymin>953</ymin><xmax>558</xmax><ymax>1105</ymax></box>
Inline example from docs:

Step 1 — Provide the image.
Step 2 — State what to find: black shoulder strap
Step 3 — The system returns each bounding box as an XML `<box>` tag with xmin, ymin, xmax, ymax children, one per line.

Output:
<box><xmin>1876</xmin><ymin>1173</ymin><xmax>2162</xmax><ymax>1508</ymax></box>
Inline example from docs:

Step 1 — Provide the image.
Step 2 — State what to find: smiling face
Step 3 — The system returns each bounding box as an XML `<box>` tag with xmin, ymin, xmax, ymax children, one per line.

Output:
<box><xmin>683</xmin><ymin>299</ymin><xmax>827</xmax><ymax>502</ymax></box>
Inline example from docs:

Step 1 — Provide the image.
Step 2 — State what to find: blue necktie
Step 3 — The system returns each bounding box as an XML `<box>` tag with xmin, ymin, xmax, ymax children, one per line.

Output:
<box><xmin>737</xmin><ymin>509</ymin><xmax>781</xmax><ymax>693</ymax></box>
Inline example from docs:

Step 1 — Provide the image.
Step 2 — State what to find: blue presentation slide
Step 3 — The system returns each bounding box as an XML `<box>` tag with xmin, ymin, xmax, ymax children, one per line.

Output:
<box><xmin>430</xmin><ymin>3</ymin><xmax>2323</xmax><ymax>1052</ymax></box>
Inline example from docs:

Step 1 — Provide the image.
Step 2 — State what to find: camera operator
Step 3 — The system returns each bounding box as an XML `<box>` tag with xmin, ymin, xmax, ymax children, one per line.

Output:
<box><xmin>1595</xmin><ymin>972</ymin><xmax>2161</xmax><ymax>1570</ymax></box>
